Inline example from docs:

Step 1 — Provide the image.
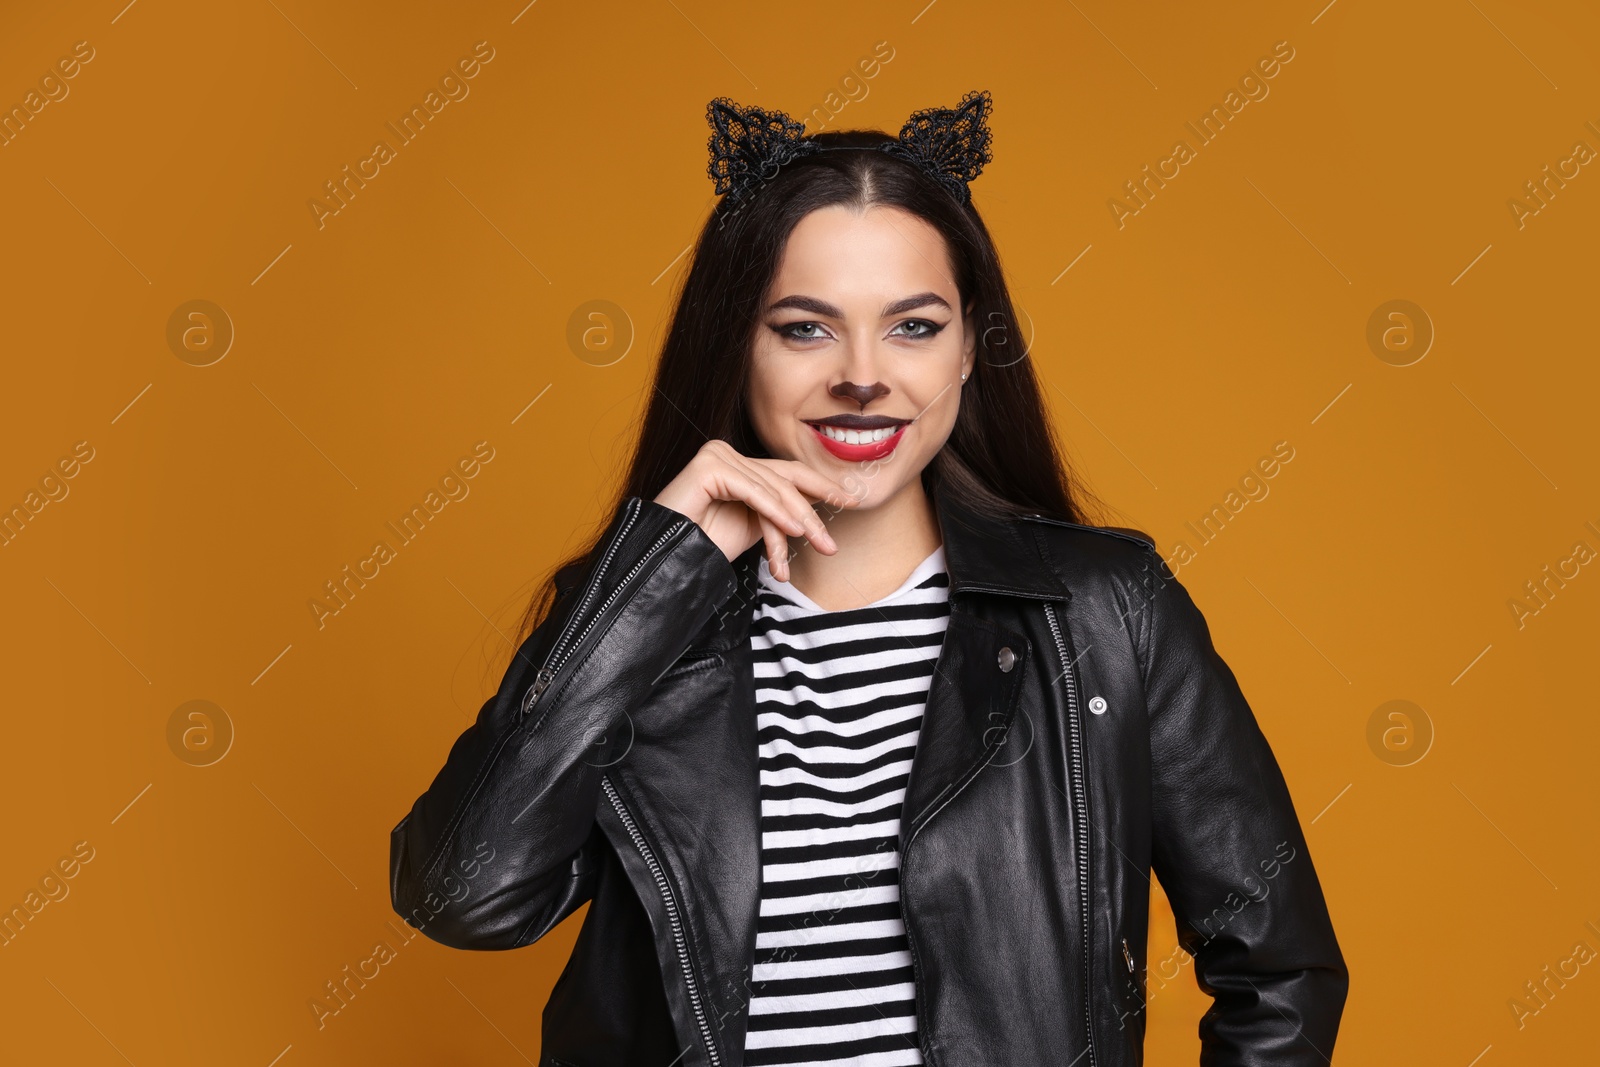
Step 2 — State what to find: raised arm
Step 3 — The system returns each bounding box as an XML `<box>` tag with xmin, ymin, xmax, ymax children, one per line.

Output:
<box><xmin>1131</xmin><ymin>555</ymin><xmax>1348</xmax><ymax>1063</ymax></box>
<box><xmin>388</xmin><ymin>495</ymin><xmax>737</xmax><ymax>950</ymax></box>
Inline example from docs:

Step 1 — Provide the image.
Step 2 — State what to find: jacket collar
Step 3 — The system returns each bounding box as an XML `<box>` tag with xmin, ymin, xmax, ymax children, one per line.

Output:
<box><xmin>724</xmin><ymin>476</ymin><xmax>1073</xmax><ymax>611</ymax></box>
<box><xmin>931</xmin><ymin>476</ymin><xmax>1074</xmax><ymax>602</ymax></box>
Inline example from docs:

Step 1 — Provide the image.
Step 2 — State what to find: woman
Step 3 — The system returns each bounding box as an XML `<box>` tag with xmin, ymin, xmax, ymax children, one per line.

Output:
<box><xmin>389</xmin><ymin>90</ymin><xmax>1348</xmax><ymax>1067</ymax></box>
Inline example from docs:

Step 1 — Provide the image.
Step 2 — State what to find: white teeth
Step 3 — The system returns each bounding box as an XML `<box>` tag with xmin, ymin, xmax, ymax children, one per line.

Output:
<box><xmin>817</xmin><ymin>424</ymin><xmax>901</xmax><ymax>444</ymax></box>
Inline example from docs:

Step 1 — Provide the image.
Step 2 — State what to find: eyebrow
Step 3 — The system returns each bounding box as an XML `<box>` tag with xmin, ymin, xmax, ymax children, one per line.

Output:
<box><xmin>767</xmin><ymin>291</ymin><xmax>952</xmax><ymax>319</ymax></box>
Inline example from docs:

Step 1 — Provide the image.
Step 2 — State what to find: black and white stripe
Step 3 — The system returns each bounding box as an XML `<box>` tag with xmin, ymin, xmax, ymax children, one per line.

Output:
<box><xmin>741</xmin><ymin>546</ymin><xmax>950</xmax><ymax>1067</ymax></box>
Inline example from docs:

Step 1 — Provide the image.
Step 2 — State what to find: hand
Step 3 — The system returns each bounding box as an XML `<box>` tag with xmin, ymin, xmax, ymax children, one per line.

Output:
<box><xmin>653</xmin><ymin>440</ymin><xmax>859</xmax><ymax>582</ymax></box>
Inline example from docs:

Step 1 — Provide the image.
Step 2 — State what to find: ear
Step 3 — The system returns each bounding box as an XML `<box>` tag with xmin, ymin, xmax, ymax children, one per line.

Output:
<box><xmin>962</xmin><ymin>300</ymin><xmax>979</xmax><ymax>379</ymax></box>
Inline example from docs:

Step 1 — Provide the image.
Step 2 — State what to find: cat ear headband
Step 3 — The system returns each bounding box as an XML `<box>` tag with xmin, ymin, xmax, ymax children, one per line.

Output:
<box><xmin>706</xmin><ymin>88</ymin><xmax>994</xmax><ymax>209</ymax></box>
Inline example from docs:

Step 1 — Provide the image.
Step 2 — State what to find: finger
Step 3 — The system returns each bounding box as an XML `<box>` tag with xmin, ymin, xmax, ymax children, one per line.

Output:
<box><xmin>769</xmin><ymin>463</ymin><xmax>861</xmax><ymax>545</ymax></box>
<box><xmin>709</xmin><ymin>439</ymin><xmax>857</xmax><ymax>514</ymax></box>
<box><xmin>732</xmin><ymin>459</ymin><xmax>839</xmax><ymax>553</ymax></box>
<box><xmin>763</xmin><ymin>469</ymin><xmax>840</xmax><ymax>554</ymax></box>
<box><xmin>767</xmin><ymin>459</ymin><xmax>864</xmax><ymax>512</ymax></box>
<box><xmin>726</xmin><ymin>455</ymin><xmax>826</xmax><ymax>545</ymax></box>
<box><xmin>758</xmin><ymin>512</ymin><xmax>792</xmax><ymax>582</ymax></box>
<box><xmin>713</xmin><ymin>463</ymin><xmax>811</xmax><ymax>548</ymax></box>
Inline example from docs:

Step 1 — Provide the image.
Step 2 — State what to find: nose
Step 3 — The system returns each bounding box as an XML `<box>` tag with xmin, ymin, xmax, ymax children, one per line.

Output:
<box><xmin>831</xmin><ymin>380</ymin><xmax>889</xmax><ymax>409</ymax></box>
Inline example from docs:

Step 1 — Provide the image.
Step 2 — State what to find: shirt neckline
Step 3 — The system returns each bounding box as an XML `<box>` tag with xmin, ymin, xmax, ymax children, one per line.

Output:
<box><xmin>757</xmin><ymin>543</ymin><xmax>947</xmax><ymax>614</ymax></box>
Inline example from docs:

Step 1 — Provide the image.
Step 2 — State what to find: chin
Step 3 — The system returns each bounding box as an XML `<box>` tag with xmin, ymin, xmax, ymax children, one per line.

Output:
<box><xmin>839</xmin><ymin>471</ymin><xmax>914</xmax><ymax>510</ymax></box>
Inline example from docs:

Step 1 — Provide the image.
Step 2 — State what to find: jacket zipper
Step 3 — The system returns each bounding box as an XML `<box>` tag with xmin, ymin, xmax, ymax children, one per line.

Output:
<box><xmin>601</xmin><ymin>775</ymin><xmax>721</xmax><ymax>1067</ymax></box>
<box><xmin>522</xmin><ymin>506</ymin><xmax>685</xmax><ymax>717</ymax></box>
<box><xmin>1045</xmin><ymin>601</ymin><xmax>1097</xmax><ymax>1067</ymax></box>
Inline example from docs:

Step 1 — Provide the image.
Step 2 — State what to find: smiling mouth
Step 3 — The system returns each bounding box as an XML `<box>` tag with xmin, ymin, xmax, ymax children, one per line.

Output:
<box><xmin>802</xmin><ymin>414</ymin><xmax>912</xmax><ymax>445</ymax></box>
<box><xmin>801</xmin><ymin>414</ymin><xmax>912</xmax><ymax>461</ymax></box>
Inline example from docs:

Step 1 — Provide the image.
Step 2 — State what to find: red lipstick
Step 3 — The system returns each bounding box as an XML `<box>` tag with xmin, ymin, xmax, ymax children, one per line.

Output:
<box><xmin>803</xmin><ymin>415</ymin><xmax>911</xmax><ymax>462</ymax></box>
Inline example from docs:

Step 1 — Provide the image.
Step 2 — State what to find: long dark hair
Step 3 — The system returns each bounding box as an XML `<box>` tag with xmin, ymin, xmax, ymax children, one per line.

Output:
<box><xmin>511</xmin><ymin>126</ymin><xmax>1113</xmax><ymax>646</ymax></box>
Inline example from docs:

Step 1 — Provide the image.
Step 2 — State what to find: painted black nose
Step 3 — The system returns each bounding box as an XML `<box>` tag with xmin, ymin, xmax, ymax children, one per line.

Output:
<box><xmin>831</xmin><ymin>381</ymin><xmax>889</xmax><ymax>408</ymax></box>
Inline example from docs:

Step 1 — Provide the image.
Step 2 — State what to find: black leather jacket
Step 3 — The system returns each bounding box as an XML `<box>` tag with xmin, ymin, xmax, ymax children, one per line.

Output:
<box><xmin>389</xmin><ymin>478</ymin><xmax>1348</xmax><ymax>1066</ymax></box>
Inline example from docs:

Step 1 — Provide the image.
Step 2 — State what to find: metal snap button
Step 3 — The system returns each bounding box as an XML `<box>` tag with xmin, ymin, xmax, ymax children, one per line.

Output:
<box><xmin>1089</xmin><ymin>695</ymin><xmax>1108</xmax><ymax>715</ymax></box>
<box><xmin>997</xmin><ymin>647</ymin><xmax>1016</xmax><ymax>672</ymax></box>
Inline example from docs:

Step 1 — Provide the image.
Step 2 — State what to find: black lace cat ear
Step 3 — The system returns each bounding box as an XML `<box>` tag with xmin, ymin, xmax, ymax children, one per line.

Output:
<box><xmin>706</xmin><ymin>97</ymin><xmax>819</xmax><ymax>205</ymax></box>
<box><xmin>882</xmin><ymin>89</ymin><xmax>994</xmax><ymax>205</ymax></box>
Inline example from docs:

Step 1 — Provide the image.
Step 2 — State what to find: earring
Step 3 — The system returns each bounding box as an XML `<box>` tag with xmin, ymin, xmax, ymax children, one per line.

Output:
<box><xmin>960</xmin><ymin>372</ymin><xmax>968</xmax><ymax>380</ymax></box>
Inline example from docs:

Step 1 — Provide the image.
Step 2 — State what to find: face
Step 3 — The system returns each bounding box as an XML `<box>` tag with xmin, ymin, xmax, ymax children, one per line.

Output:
<box><xmin>747</xmin><ymin>203</ymin><xmax>976</xmax><ymax>508</ymax></box>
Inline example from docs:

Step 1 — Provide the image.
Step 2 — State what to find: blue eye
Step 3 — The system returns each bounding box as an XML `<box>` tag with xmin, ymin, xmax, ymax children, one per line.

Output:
<box><xmin>774</xmin><ymin>322</ymin><xmax>827</xmax><ymax>341</ymax></box>
<box><xmin>896</xmin><ymin>319</ymin><xmax>946</xmax><ymax>339</ymax></box>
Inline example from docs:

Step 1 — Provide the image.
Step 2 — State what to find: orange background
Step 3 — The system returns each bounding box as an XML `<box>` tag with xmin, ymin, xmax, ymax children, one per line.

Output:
<box><xmin>2</xmin><ymin>0</ymin><xmax>1596</xmax><ymax>1062</ymax></box>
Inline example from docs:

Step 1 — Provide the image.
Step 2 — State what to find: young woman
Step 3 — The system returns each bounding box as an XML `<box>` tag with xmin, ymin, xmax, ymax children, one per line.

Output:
<box><xmin>389</xmin><ymin>90</ymin><xmax>1348</xmax><ymax>1067</ymax></box>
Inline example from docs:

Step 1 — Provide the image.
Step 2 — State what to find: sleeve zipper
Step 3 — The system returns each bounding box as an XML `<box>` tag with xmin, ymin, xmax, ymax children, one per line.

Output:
<box><xmin>522</xmin><ymin>506</ymin><xmax>686</xmax><ymax>718</ymax></box>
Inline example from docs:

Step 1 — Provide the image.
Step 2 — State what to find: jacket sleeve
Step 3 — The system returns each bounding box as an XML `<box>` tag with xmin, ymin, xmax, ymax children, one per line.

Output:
<box><xmin>388</xmin><ymin>495</ymin><xmax>738</xmax><ymax>950</ymax></box>
<box><xmin>1131</xmin><ymin>555</ymin><xmax>1348</xmax><ymax>1064</ymax></box>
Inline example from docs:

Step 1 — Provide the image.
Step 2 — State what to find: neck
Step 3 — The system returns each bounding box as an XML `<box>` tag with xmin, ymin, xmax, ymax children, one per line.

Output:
<box><xmin>782</xmin><ymin>478</ymin><xmax>942</xmax><ymax>611</ymax></box>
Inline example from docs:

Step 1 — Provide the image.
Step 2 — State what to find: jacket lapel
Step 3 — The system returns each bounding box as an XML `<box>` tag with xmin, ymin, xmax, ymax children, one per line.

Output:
<box><xmin>933</xmin><ymin>478</ymin><xmax>1074</xmax><ymax>602</ymax></box>
<box><xmin>899</xmin><ymin>480</ymin><xmax>1067</xmax><ymax>840</ymax></box>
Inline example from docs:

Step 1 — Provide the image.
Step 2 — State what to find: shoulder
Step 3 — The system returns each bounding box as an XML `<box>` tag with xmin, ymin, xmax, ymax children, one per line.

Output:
<box><xmin>1017</xmin><ymin>513</ymin><xmax>1157</xmax><ymax>551</ymax></box>
<box><xmin>1013</xmin><ymin>513</ymin><xmax>1179</xmax><ymax>647</ymax></box>
<box><xmin>1015</xmin><ymin>512</ymin><xmax>1162</xmax><ymax>581</ymax></box>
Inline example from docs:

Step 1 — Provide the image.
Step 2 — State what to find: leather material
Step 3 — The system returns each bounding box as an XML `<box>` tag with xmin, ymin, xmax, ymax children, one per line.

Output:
<box><xmin>390</xmin><ymin>481</ymin><xmax>1348</xmax><ymax>1066</ymax></box>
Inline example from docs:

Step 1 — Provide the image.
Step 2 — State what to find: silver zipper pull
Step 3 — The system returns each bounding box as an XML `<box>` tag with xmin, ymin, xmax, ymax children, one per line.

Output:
<box><xmin>1121</xmin><ymin>937</ymin><xmax>1136</xmax><ymax>973</ymax></box>
<box><xmin>523</xmin><ymin>668</ymin><xmax>555</xmax><ymax>714</ymax></box>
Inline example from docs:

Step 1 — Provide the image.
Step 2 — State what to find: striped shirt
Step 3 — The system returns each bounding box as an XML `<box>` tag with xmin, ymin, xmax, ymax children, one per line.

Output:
<box><xmin>741</xmin><ymin>545</ymin><xmax>951</xmax><ymax>1067</ymax></box>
